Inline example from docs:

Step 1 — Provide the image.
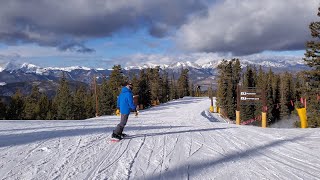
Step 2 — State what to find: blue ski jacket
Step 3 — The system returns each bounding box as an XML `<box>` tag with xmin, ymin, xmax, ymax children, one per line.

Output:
<box><xmin>117</xmin><ymin>87</ymin><xmax>136</xmax><ymax>115</ymax></box>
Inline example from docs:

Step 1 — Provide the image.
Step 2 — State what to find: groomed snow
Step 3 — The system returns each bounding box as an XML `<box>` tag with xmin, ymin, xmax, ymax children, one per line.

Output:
<box><xmin>0</xmin><ymin>97</ymin><xmax>319</xmax><ymax>179</ymax></box>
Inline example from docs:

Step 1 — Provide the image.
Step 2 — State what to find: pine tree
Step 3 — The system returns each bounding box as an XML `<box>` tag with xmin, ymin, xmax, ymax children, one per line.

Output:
<box><xmin>74</xmin><ymin>85</ymin><xmax>88</xmax><ymax>119</ymax></box>
<box><xmin>148</xmin><ymin>67</ymin><xmax>161</xmax><ymax>103</ymax></box>
<box><xmin>54</xmin><ymin>73</ymin><xmax>74</xmax><ymax>120</ymax></box>
<box><xmin>6</xmin><ymin>90</ymin><xmax>24</xmax><ymax>120</ymax></box>
<box><xmin>240</xmin><ymin>65</ymin><xmax>256</xmax><ymax>121</ymax></box>
<box><xmin>169</xmin><ymin>74</ymin><xmax>178</xmax><ymax>100</ymax></box>
<box><xmin>109</xmin><ymin>65</ymin><xmax>126</xmax><ymax>109</ymax></box>
<box><xmin>217</xmin><ymin>60</ymin><xmax>230</xmax><ymax>117</ymax></box>
<box><xmin>280</xmin><ymin>72</ymin><xmax>295</xmax><ymax>118</ymax></box>
<box><xmin>216</xmin><ymin>59</ymin><xmax>241</xmax><ymax>119</ymax></box>
<box><xmin>0</xmin><ymin>98</ymin><xmax>6</xmax><ymax>120</ymax></box>
<box><xmin>23</xmin><ymin>85</ymin><xmax>41</xmax><ymax>120</ymax></box>
<box><xmin>294</xmin><ymin>72</ymin><xmax>305</xmax><ymax>104</ymax></box>
<box><xmin>189</xmin><ymin>81</ymin><xmax>195</xmax><ymax>97</ymax></box>
<box><xmin>98</xmin><ymin>77</ymin><xmax>114</xmax><ymax>115</ymax></box>
<box><xmin>273</xmin><ymin>74</ymin><xmax>281</xmax><ymax>121</ymax></box>
<box><xmin>255</xmin><ymin>66</ymin><xmax>266</xmax><ymax>117</ymax></box>
<box><xmin>266</xmin><ymin>69</ymin><xmax>274</xmax><ymax>123</ymax></box>
<box><xmin>225</xmin><ymin>61</ymin><xmax>235</xmax><ymax>119</ymax></box>
<box><xmin>161</xmin><ymin>71</ymin><xmax>170</xmax><ymax>103</ymax></box>
<box><xmin>84</xmin><ymin>91</ymin><xmax>96</xmax><ymax>118</ymax></box>
<box><xmin>303</xmin><ymin>6</ymin><xmax>320</xmax><ymax>127</ymax></box>
<box><xmin>232</xmin><ymin>59</ymin><xmax>242</xmax><ymax>90</ymax></box>
<box><xmin>131</xmin><ymin>74</ymin><xmax>140</xmax><ymax>96</ymax></box>
<box><xmin>37</xmin><ymin>94</ymin><xmax>50</xmax><ymax>119</ymax></box>
<box><xmin>177</xmin><ymin>68</ymin><xmax>190</xmax><ymax>98</ymax></box>
<box><xmin>138</xmin><ymin>69</ymin><xmax>151</xmax><ymax>108</ymax></box>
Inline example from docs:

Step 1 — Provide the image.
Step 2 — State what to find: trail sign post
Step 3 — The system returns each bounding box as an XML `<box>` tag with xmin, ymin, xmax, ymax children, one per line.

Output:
<box><xmin>239</xmin><ymin>88</ymin><xmax>261</xmax><ymax>105</ymax></box>
<box><xmin>236</xmin><ymin>85</ymin><xmax>266</xmax><ymax>127</ymax></box>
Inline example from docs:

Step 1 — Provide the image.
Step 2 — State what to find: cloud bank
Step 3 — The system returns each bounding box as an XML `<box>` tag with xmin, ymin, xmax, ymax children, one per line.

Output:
<box><xmin>0</xmin><ymin>0</ymin><xmax>208</xmax><ymax>52</ymax></box>
<box><xmin>0</xmin><ymin>0</ymin><xmax>318</xmax><ymax>55</ymax></box>
<box><xmin>176</xmin><ymin>0</ymin><xmax>319</xmax><ymax>55</ymax></box>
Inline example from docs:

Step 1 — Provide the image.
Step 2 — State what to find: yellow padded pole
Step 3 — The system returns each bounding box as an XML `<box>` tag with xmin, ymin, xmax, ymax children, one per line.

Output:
<box><xmin>236</xmin><ymin>110</ymin><xmax>240</xmax><ymax>125</ymax></box>
<box><xmin>262</xmin><ymin>112</ymin><xmax>267</xmax><ymax>128</ymax></box>
<box><xmin>210</xmin><ymin>106</ymin><xmax>214</xmax><ymax>113</ymax></box>
<box><xmin>296</xmin><ymin>108</ymin><xmax>308</xmax><ymax>128</ymax></box>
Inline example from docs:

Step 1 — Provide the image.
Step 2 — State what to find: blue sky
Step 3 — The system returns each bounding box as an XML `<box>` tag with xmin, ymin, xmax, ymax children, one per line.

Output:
<box><xmin>0</xmin><ymin>0</ymin><xmax>318</xmax><ymax>68</ymax></box>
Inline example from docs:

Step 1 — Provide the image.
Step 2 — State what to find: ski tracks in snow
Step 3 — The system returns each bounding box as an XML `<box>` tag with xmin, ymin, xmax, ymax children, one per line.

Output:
<box><xmin>1</xmin><ymin>97</ymin><xmax>320</xmax><ymax>179</ymax></box>
<box><xmin>85</xmin><ymin>138</ymin><xmax>131</xmax><ymax>179</ymax></box>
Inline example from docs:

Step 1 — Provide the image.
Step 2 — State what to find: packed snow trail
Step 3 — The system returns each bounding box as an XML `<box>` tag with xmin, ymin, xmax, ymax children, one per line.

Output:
<box><xmin>0</xmin><ymin>97</ymin><xmax>320</xmax><ymax>180</ymax></box>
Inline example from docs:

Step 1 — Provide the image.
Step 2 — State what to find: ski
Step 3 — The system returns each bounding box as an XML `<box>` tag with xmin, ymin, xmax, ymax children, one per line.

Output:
<box><xmin>109</xmin><ymin>138</ymin><xmax>121</xmax><ymax>143</ymax></box>
<box><xmin>109</xmin><ymin>133</ymin><xmax>130</xmax><ymax>143</ymax></box>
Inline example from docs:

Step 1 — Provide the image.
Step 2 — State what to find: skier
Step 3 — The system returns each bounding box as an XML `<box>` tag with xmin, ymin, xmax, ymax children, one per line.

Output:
<box><xmin>112</xmin><ymin>81</ymin><xmax>137</xmax><ymax>140</ymax></box>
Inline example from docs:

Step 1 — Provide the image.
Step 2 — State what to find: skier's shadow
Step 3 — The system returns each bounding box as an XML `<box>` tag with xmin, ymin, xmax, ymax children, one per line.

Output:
<box><xmin>123</xmin><ymin>127</ymin><xmax>233</xmax><ymax>139</ymax></box>
<box><xmin>0</xmin><ymin>125</ymin><xmax>185</xmax><ymax>148</ymax></box>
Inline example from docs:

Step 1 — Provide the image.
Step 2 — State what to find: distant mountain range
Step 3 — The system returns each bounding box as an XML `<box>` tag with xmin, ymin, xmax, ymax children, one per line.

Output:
<box><xmin>0</xmin><ymin>57</ymin><xmax>309</xmax><ymax>98</ymax></box>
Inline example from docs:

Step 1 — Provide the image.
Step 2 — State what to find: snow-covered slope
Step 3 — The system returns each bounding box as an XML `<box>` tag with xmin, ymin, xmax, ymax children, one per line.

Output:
<box><xmin>0</xmin><ymin>97</ymin><xmax>319</xmax><ymax>179</ymax></box>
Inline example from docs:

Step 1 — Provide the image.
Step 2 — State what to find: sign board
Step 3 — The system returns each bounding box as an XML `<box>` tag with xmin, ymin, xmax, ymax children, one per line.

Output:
<box><xmin>240</xmin><ymin>87</ymin><xmax>261</xmax><ymax>105</ymax></box>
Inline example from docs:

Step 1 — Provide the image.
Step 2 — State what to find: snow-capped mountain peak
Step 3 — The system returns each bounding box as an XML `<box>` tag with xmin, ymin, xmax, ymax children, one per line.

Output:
<box><xmin>2</xmin><ymin>61</ymin><xmax>21</xmax><ymax>72</ymax></box>
<box><xmin>45</xmin><ymin>66</ymin><xmax>92</xmax><ymax>72</ymax></box>
<box><xmin>0</xmin><ymin>62</ymin><xmax>93</xmax><ymax>74</ymax></box>
<box><xmin>20</xmin><ymin>63</ymin><xmax>45</xmax><ymax>74</ymax></box>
